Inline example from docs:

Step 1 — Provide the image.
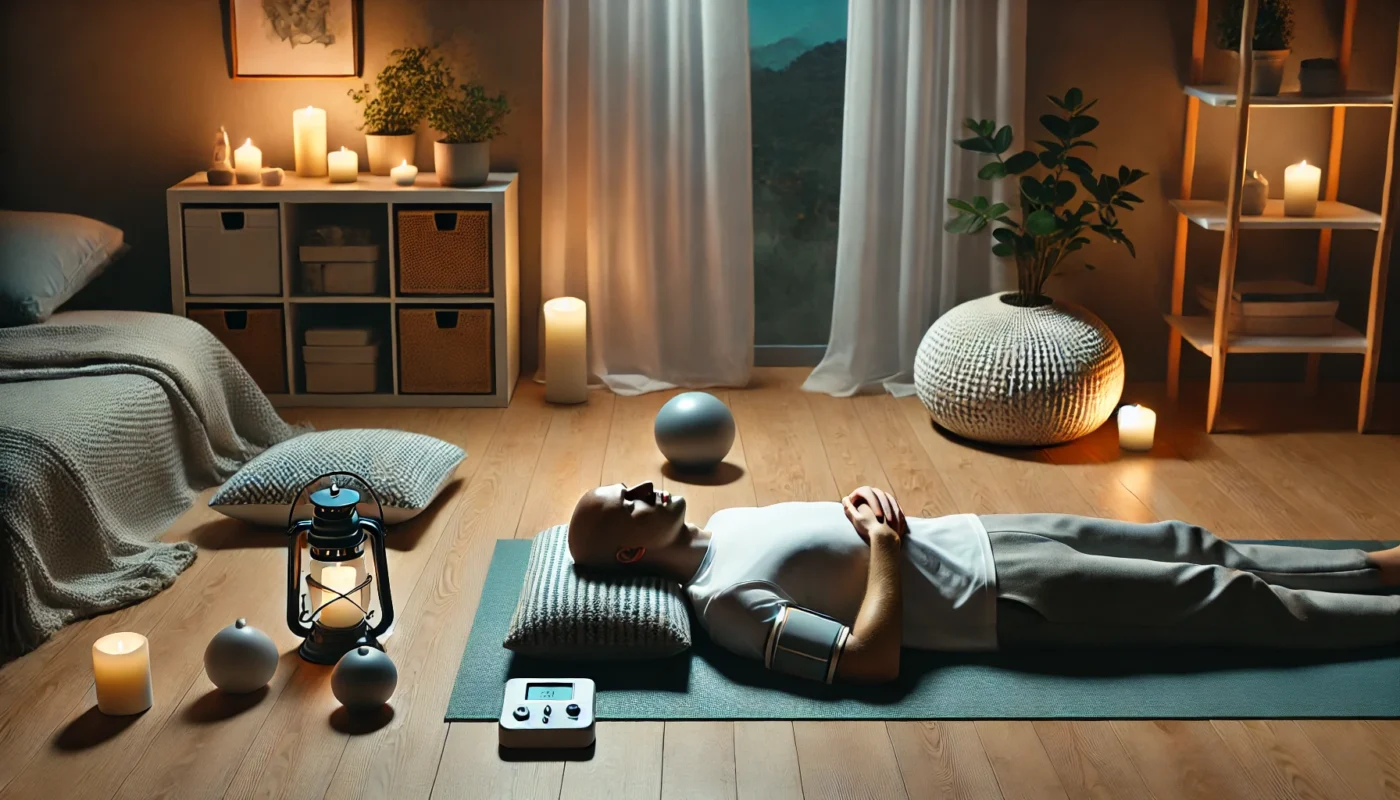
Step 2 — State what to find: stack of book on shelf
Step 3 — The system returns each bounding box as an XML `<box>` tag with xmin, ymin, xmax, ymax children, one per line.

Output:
<box><xmin>304</xmin><ymin>327</ymin><xmax>379</xmax><ymax>393</ymax></box>
<box><xmin>1195</xmin><ymin>280</ymin><xmax>1340</xmax><ymax>336</ymax></box>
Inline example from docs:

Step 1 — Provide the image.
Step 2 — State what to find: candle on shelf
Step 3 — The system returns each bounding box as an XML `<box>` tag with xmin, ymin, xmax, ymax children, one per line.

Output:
<box><xmin>327</xmin><ymin>146</ymin><xmax>358</xmax><ymax>183</ymax></box>
<box><xmin>234</xmin><ymin>138</ymin><xmax>263</xmax><ymax>184</ymax></box>
<box><xmin>390</xmin><ymin>159</ymin><xmax>418</xmax><ymax>186</ymax></box>
<box><xmin>317</xmin><ymin>565</ymin><xmax>364</xmax><ymax>628</ymax></box>
<box><xmin>1284</xmin><ymin>160</ymin><xmax>1321</xmax><ymax>217</ymax></box>
<box><xmin>292</xmin><ymin>106</ymin><xmax>328</xmax><ymax>177</ymax></box>
<box><xmin>544</xmin><ymin>297</ymin><xmax>588</xmax><ymax>404</ymax></box>
<box><xmin>1117</xmin><ymin>404</ymin><xmax>1157</xmax><ymax>452</ymax></box>
<box><xmin>92</xmin><ymin>632</ymin><xmax>153</xmax><ymax>716</ymax></box>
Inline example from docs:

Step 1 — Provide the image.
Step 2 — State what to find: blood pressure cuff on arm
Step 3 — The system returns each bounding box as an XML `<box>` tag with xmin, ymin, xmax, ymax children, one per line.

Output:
<box><xmin>763</xmin><ymin>606</ymin><xmax>851</xmax><ymax>684</ymax></box>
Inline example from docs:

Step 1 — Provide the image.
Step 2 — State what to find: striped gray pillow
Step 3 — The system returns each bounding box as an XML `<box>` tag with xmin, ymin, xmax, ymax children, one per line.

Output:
<box><xmin>504</xmin><ymin>526</ymin><xmax>692</xmax><ymax>660</ymax></box>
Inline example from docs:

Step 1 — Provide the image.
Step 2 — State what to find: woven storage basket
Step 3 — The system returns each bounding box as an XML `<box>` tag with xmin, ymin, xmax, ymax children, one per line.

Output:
<box><xmin>189</xmin><ymin>308</ymin><xmax>287</xmax><ymax>394</ymax></box>
<box><xmin>914</xmin><ymin>293</ymin><xmax>1124</xmax><ymax>446</ymax></box>
<box><xmin>398</xmin><ymin>308</ymin><xmax>494</xmax><ymax>394</ymax></box>
<box><xmin>397</xmin><ymin>210</ymin><xmax>491</xmax><ymax>294</ymax></box>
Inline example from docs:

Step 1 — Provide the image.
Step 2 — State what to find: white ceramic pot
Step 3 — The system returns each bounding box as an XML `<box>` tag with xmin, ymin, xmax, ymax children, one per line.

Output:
<box><xmin>365</xmin><ymin>134</ymin><xmax>416</xmax><ymax>176</ymax></box>
<box><xmin>434</xmin><ymin>141</ymin><xmax>491</xmax><ymax>187</ymax></box>
<box><xmin>1228</xmin><ymin>49</ymin><xmax>1290</xmax><ymax>97</ymax></box>
<box><xmin>914</xmin><ymin>292</ymin><xmax>1125</xmax><ymax>446</ymax></box>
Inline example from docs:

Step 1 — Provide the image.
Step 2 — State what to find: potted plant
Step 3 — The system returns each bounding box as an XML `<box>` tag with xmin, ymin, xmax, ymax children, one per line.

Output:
<box><xmin>1217</xmin><ymin>0</ymin><xmax>1294</xmax><ymax>96</ymax></box>
<box><xmin>915</xmin><ymin>88</ymin><xmax>1146</xmax><ymax>446</ymax></box>
<box><xmin>349</xmin><ymin>46</ymin><xmax>453</xmax><ymax>175</ymax></box>
<box><xmin>427</xmin><ymin>79</ymin><xmax>510</xmax><ymax>187</ymax></box>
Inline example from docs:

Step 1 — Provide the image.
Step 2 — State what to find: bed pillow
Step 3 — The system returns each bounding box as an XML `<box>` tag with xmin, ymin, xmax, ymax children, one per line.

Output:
<box><xmin>504</xmin><ymin>525</ymin><xmax>692</xmax><ymax>660</ymax></box>
<box><xmin>209</xmin><ymin>429</ymin><xmax>465</xmax><ymax>526</ymax></box>
<box><xmin>0</xmin><ymin>210</ymin><xmax>125</xmax><ymax>326</ymax></box>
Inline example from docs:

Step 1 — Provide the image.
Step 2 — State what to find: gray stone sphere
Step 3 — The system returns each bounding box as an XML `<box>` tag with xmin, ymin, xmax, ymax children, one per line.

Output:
<box><xmin>655</xmin><ymin>392</ymin><xmax>736</xmax><ymax>470</ymax></box>
<box><xmin>204</xmin><ymin>618</ymin><xmax>279</xmax><ymax>694</ymax></box>
<box><xmin>331</xmin><ymin>646</ymin><xmax>398</xmax><ymax>711</ymax></box>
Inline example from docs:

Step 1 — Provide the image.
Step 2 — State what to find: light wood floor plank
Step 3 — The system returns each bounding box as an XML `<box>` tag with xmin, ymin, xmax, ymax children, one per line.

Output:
<box><xmin>1031</xmin><ymin>721</ymin><xmax>1154</xmax><ymax>800</ymax></box>
<box><xmin>728</xmin><ymin>377</ymin><xmax>838</xmax><ymax>504</ymax></box>
<box><xmin>661</xmin><ymin>721</ymin><xmax>735</xmax><ymax>800</ymax></box>
<box><xmin>559</xmin><ymin>722</ymin><xmax>663</xmax><ymax>800</ymax></box>
<box><xmin>515</xmin><ymin>392</ymin><xmax>617</xmax><ymax>539</ymax></box>
<box><xmin>793</xmin><ymin>721</ymin><xmax>909</xmax><ymax>800</ymax></box>
<box><xmin>433</xmin><ymin>722</ymin><xmax>565</xmax><ymax>800</ymax></box>
<box><xmin>733</xmin><ymin>720</ymin><xmax>803</xmax><ymax>800</ymax></box>
<box><xmin>1297</xmin><ymin>720</ymin><xmax>1400</xmax><ymax>800</ymax></box>
<box><xmin>1112</xmin><ymin>720</ymin><xmax>1263</xmax><ymax>799</ymax></box>
<box><xmin>1212</xmin><ymin>719</ymin><xmax>1360</xmax><ymax>800</ymax></box>
<box><xmin>851</xmin><ymin>395</ymin><xmax>960</xmax><ymax>517</ymax></box>
<box><xmin>886</xmin><ymin>721</ymin><xmax>1005</xmax><ymax>800</ymax></box>
<box><xmin>974</xmin><ymin>720</ymin><xmax>1071</xmax><ymax>800</ymax></box>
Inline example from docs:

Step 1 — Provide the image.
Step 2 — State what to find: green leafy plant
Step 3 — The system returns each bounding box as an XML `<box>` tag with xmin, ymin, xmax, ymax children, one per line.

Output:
<box><xmin>427</xmin><ymin>80</ymin><xmax>510</xmax><ymax>144</ymax></box>
<box><xmin>348</xmin><ymin>46</ymin><xmax>454</xmax><ymax>136</ymax></box>
<box><xmin>1216</xmin><ymin>0</ymin><xmax>1294</xmax><ymax>51</ymax></box>
<box><xmin>945</xmin><ymin>88</ymin><xmax>1147</xmax><ymax>305</ymax></box>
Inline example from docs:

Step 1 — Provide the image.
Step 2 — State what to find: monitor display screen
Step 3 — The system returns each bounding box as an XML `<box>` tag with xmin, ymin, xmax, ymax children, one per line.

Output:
<box><xmin>525</xmin><ymin>683</ymin><xmax>573</xmax><ymax>701</ymax></box>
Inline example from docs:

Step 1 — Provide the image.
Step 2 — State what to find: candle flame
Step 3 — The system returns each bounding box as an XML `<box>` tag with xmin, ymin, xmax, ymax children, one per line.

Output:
<box><xmin>306</xmin><ymin>105</ymin><xmax>314</xmax><ymax>111</ymax></box>
<box><xmin>400</xmin><ymin>160</ymin><xmax>408</xmax><ymax>166</ymax></box>
<box><xmin>1300</xmin><ymin>160</ymin><xmax>1308</xmax><ymax>166</ymax></box>
<box><xmin>340</xmin><ymin>146</ymin><xmax>348</xmax><ymax>152</ymax></box>
<box><xmin>244</xmin><ymin>138</ymin><xmax>252</xmax><ymax>147</ymax></box>
<box><xmin>115</xmin><ymin>640</ymin><xmax>126</xmax><ymax>653</ymax></box>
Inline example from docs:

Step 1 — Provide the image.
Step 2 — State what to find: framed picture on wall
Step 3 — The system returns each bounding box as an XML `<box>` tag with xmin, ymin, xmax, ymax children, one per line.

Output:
<box><xmin>231</xmin><ymin>0</ymin><xmax>360</xmax><ymax>78</ymax></box>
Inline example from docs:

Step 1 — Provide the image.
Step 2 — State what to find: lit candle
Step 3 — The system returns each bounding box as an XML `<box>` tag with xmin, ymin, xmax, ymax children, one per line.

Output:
<box><xmin>1117</xmin><ymin>404</ymin><xmax>1156</xmax><ymax>452</ymax></box>
<box><xmin>1284</xmin><ymin>160</ymin><xmax>1321</xmax><ymax>217</ymax></box>
<box><xmin>544</xmin><ymin>297</ymin><xmax>588</xmax><ymax>404</ymax></box>
<box><xmin>292</xmin><ymin>106</ymin><xmax>328</xmax><ymax>177</ymax></box>
<box><xmin>327</xmin><ymin>147</ymin><xmax>358</xmax><ymax>183</ymax></box>
<box><xmin>92</xmin><ymin>632</ymin><xmax>153</xmax><ymax>716</ymax></box>
<box><xmin>317</xmin><ymin>565</ymin><xmax>364</xmax><ymax>628</ymax></box>
<box><xmin>390</xmin><ymin>159</ymin><xmax>418</xmax><ymax>186</ymax></box>
<box><xmin>234</xmin><ymin>138</ymin><xmax>262</xmax><ymax>184</ymax></box>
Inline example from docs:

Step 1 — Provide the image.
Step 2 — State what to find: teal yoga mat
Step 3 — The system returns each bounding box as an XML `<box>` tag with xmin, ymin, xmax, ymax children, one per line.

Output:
<box><xmin>446</xmin><ymin>539</ymin><xmax>1400</xmax><ymax>721</ymax></box>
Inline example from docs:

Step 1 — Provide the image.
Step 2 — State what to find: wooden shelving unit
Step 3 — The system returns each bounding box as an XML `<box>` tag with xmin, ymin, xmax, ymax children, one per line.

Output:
<box><xmin>1167</xmin><ymin>0</ymin><xmax>1400</xmax><ymax>432</ymax></box>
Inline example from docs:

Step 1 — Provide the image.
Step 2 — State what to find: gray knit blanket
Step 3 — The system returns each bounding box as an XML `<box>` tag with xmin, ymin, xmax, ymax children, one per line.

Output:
<box><xmin>0</xmin><ymin>311</ymin><xmax>299</xmax><ymax>657</ymax></box>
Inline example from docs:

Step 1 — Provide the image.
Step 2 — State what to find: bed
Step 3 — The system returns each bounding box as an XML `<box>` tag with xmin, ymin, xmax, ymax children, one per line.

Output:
<box><xmin>0</xmin><ymin>310</ymin><xmax>298</xmax><ymax>657</ymax></box>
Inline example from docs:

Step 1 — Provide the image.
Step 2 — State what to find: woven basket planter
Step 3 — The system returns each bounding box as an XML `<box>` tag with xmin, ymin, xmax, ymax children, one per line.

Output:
<box><xmin>914</xmin><ymin>293</ymin><xmax>1124</xmax><ymax>446</ymax></box>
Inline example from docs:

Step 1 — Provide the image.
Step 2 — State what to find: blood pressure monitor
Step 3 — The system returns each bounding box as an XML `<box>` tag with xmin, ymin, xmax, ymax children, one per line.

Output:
<box><xmin>498</xmin><ymin>678</ymin><xmax>596</xmax><ymax>749</ymax></box>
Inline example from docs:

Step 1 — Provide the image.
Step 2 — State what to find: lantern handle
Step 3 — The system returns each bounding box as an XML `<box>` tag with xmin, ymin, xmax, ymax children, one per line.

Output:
<box><xmin>286</xmin><ymin>470</ymin><xmax>386</xmax><ymax>530</ymax></box>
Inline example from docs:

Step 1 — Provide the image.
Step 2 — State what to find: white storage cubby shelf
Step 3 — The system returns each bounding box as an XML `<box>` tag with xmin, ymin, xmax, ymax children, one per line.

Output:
<box><xmin>167</xmin><ymin>172</ymin><xmax>520</xmax><ymax>407</ymax></box>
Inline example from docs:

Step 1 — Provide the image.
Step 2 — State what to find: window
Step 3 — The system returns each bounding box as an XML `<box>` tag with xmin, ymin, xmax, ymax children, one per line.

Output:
<box><xmin>749</xmin><ymin>0</ymin><xmax>847</xmax><ymax>349</ymax></box>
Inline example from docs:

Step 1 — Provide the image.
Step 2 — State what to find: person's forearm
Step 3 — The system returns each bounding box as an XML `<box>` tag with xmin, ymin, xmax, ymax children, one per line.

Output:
<box><xmin>837</xmin><ymin>529</ymin><xmax>902</xmax><ymax>683</ymax></box>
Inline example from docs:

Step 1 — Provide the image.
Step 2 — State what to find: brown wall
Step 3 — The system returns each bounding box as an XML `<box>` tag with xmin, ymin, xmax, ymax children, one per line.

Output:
<box><xmin>0</xmin><ymin>0</ymin><xmax>545</xmax><ymax>372</ymax></box>
<box><xmin>1026</xmin><ymin>0</ymin><xmax>1399</xmax><ymax>381</ymax></box>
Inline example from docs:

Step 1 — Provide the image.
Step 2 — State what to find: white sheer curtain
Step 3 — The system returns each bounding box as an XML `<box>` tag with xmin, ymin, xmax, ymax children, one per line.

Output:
<box><xmin>541</xmin><ymin>0</ymin><xmax>754</xmax><ymax>394</ymax></box>
<box><xmin>803</xmin><ymin>0</ymin><xmax>1027</xmax><ymax>397</ymax></box>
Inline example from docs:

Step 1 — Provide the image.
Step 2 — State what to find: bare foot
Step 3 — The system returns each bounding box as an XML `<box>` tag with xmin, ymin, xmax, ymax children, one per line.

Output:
<box><xmin>1368</xmin><ymin>545</ymin><xmax>1400</xmax><ymax>586</ymax></box>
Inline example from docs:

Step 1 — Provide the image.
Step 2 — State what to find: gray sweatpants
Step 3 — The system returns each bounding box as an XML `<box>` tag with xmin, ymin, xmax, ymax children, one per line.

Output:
<box><xmin>982</xmin><ymin>514</ymin><xmax>1400</xmax><ymax>649</ymax></box>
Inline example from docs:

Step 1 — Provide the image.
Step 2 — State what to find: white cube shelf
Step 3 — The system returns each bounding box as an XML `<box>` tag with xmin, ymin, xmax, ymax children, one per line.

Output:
<box><xmin>167</xmin><ymin>172</ymin><xmax>520</xmax><ymax>407</ymax></box>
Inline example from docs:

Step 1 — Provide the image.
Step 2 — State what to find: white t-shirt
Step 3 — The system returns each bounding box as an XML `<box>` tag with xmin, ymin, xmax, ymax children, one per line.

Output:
<box><xmin>685</xmin><ymin>503</ymin><xmax>998</xmax><ymax>662</ymax></box>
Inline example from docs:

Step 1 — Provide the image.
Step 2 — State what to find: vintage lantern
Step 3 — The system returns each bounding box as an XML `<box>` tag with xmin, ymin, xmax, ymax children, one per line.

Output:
<box><xmin>286</xmin><ymin>473</ymin><xmax>395</xmax><ymax>664</ymax></box>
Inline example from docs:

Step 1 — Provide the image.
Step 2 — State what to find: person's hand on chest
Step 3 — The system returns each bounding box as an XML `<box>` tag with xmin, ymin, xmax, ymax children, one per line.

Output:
<box><xmin>841</xmin><ymin>486</ymin><xmax>906</xmax><ymax>545</ymax></box>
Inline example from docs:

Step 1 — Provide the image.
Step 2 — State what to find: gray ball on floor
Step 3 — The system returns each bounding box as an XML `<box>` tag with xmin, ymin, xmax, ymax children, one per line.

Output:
<box><xmin>204</xmin><ymin>618</ymin><xmax>279</xmax><ymax>694</ymax></box>
<box><xmin>332</xmin><ymin>645</ymin><xmax>398</xmax><ymax>711</ymax></box>
<box><xmin>655</xmin><ymin>392</ymin><xmax>735</xmax><ymax>470</ymax></box>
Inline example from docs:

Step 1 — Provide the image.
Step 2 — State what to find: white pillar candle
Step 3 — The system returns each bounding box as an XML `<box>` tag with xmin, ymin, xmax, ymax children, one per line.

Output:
<box><xmin>1284</xmin><ymin>160</ymin><xmax>1321</xmax><ymax>217</ymax></box>
<box><xmin>234</xmin><ymin>138</ymin><xmax>262</xmax><ymax>184</ymax></box>
<box><xmin>390</xmin><ymin>160</ymin><xmax>418</xmax><ymax>186</ymax></box>
<box><xmin>293</xmin><ymin>106</ymin><xmax>328</xmax><ymax>177</ymax></box>
<box><xmin>1117</xmin><ymin>404</ymin><xmax>1157</xmax><ymax>452</ymax></box>
<box><xmin>327</xmin><ymin>146</ymin><xmax>358</xmax><ymax>183</ymax></box>
<box><xmin>92</xmin><ymin>632</ymin><xmax>153</xmax><ymax>716</ymax></box>
<box><xmin>544</xmin><ymin>297</ymin><xmax>588</xmax><ymax>404</ymax></box>
<box><xmin>317</xmin><ymin>565</ymin><xmax>364</xmax><ymax>628</ymax></box>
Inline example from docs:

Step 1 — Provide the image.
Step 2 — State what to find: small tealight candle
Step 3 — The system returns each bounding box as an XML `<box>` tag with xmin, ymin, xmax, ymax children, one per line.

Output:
<box><xmin>390</xmin><ymin>159</ymin><xmax>418</xmax><ymax>186</ymax></box>
<box><xmin>1284</xmin><ymin>160</ymin><xmax>1321</xmax><ymax>217</ymax></box>
<box><xmin>1117</xmin><ymin>404</ymin><xmax>1156</xmax><ymax>452</ymax></box>
<box><xmin>327</xmin><ymin>146</ymin><xmax>358</xmax><ymax>183</ymax></box>
<box><xmin>234</xmin><ymin>138</ymin><xmax>262</xmax><ymax>184</ymax></box>
<box><xmin>92</xmin><ymin>632</ymin><xmax>153</xmax><ymax>716</ymax></box>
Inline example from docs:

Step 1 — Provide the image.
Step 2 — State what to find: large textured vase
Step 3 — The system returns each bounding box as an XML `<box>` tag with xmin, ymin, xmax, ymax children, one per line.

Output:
<box><xmin>914</xmin><ymin>293</ymin><xmax>1124</xmax><ymax>446</ymax></box>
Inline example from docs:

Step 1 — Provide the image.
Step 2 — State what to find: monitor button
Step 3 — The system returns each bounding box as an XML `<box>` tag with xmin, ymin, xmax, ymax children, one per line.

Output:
<box><xmin>543</xmin><ymin>705</ymin><xmax>553</xmax><ymax>716</ymax></box>
<box><xmin>541</xmin><ymin>715</ymin><xmax>550</xmax><ymax>725</ymax></box>
<box><xmin>513</xmin><ymin>706</ymin><xmax>529</xmax><ymax>721</ymax></box>
<box><xmin>566</xmin><ymin>703</ymin><xmax>581</xmax><ymax>717</ymax></box>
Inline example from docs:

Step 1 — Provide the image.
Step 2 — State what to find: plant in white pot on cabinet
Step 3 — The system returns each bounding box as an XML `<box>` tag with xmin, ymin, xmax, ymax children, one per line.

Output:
<box><xmin>1217</xmin><ymin>0</ymin><xmax>1294</xmax><ymax>96</ymax></box>
<box><xmin>917</xmin><ymin>88</ymin><xmax>1146</xmax><ymax>446</ymax></box>
<box><xmin>349</xmin><ymin>46</ymin><xmax>453</xmax><ymax>175</ymax></box>
<box><xmin>427</xmin><ymin>79</ymin><xmax>510</xmax><ymax>187</ymax></box>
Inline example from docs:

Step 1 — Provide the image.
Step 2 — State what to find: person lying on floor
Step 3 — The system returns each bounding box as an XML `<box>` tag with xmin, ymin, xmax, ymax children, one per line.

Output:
<box><xmin>567</xmin><ymin>482</ymin><xmax>1400</xmax><ymax>684</ymax></box>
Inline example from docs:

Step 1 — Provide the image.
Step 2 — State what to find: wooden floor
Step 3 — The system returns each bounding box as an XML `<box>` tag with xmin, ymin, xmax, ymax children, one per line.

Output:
<box><xmin>2</xmin><ymin>369</ymin><xmax>1399</xmax><ymax>800</ymax></box>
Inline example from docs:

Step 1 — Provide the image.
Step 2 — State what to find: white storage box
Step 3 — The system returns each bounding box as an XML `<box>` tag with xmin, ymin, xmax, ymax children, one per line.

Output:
<box><xmin>305</xmin><ymin>327</ymin><xmax>376</xmax><ymax>346</ymax></box>
<box><xmin>184</xmin><ymin>208</ymin><xmax>281</xmax><ymax>296</ymax></box>
<box><xmin>303</xmin><ymin>344</ymin><xmax>379</xmax><ymax>364</ymax></box>
<box><xmin>305</xmin><ymin>363</ymin><xmax>377</xmax><ymax>393</ymax></box>
<box><xmin>302</xmin><ymin>262</ymin><xmax>377</xmax><ymax>295</ymax></box>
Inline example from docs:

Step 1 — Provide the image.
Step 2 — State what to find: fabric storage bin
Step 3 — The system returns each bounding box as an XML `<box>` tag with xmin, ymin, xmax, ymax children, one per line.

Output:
<box><xmin>184</xmin><ymin>208</ymin><xmax>281</xmax><ymax>296</ymax></box>
<box><xmin>398</xmin><ymin>307</ymin><xmax>494</xmax><ymax>394</ymax></box>
<box><xmin>189</xmin><ymin>308</ymin><xmax>287</xmax><ymax>393</ymax></box>
<box><xmin>305</xmin><ymin>363</ymin><xmax>377</xmax><ymax>393</ymax></box>
<box><xmin>397</xmin><ymin>210</ymin><xmax>492</xmax><ymax>295</ymax></box>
